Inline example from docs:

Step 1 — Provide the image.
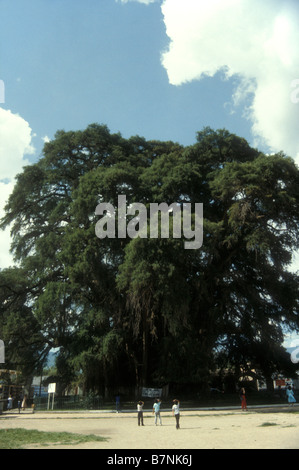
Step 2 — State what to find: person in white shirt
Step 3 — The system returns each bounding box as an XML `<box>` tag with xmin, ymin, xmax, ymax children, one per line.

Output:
<box><xmin>7</xmin><ymin>395</ymin><xmax>13</xmax><ymax>411</ymax></box>
<box><xmin>172</xmin><ymin>399</ymin><xmax>180</xmax><ymax>429</ymax></box>
<box><xmin>137</xmin><ymin>400</ymin><xmax>144</xmax><ymax>426</ymax></box>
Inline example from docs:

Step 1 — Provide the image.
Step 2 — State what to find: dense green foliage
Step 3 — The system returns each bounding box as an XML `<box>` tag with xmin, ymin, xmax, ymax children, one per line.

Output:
<box><xmin>1</xmin><ymin>124</ymin><xmax>299</xmax><ymax>394</ymax></box>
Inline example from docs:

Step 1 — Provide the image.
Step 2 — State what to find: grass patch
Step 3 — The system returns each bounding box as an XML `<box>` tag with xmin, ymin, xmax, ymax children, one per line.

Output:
<box><xmin>259</xmin><ymin>422</ymin><xmax>278</xmax><ymax>427</ymax></box>
<box><xmin>0</xmin><ymin>428</ymin><xmax>107</xmax><ymax>449</ymax></box>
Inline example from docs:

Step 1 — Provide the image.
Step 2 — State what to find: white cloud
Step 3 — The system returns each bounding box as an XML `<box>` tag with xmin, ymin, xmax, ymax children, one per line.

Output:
<box><xmin>0</xmin><ymin>108</ymin><xmax>35</xmax><ymax>180</ymax></box>
<box><xmin>42</xmin><ymin>135</ymin><xmax>50</xmax><ymax>144</ymax></box>
<box><xmin>161</xmin><ymin>0</ymin><xmax>299</xmax><ymax>160</ymax></box>
<box><xmin>0</xmin><ymin>108</ymin><xmax>35</xmax><ymax>268</ymax></box>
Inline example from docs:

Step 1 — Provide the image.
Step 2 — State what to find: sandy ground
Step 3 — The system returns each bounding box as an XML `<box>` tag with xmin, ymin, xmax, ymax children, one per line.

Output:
<box><xmin>1</xmin><ymin>405</ymin><xmax>298</xmax><ymax>449</ymax></box>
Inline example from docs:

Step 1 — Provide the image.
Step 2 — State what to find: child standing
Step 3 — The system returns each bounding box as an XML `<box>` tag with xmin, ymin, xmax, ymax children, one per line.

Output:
<box><xmin>240</xmin><ymin>388</ymin><xmax>247</xmax><ymax>411</ymax></box>
<box><xmin>153</xmin><ymin>398</ymin><xmax>162</xmax><ymax>425</ymax></box>
<box><xmin>286</xmin><ymin>386</ymin><xmax>296</xmax><ymax>406</ymax></box>
<box><xmin>137</xmin><ymin>400</ymin><xmax>144</xmax><ymax>426</ymax></box>
<box><xmin>172</xmin><ymin>399</ymin><xmax>180</xmax><ymax>429</ymax></box>
<box><xmin>7</xmin><ymin>395</ymin><xmax>13</xmax><ymax>410</ymax></box>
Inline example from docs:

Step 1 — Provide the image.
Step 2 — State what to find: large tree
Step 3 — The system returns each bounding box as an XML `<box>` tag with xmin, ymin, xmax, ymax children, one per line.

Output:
<box><xmin>1</xmin><ymin>124</ymin><xmax>299</xmax><ymax>394</ymax></box>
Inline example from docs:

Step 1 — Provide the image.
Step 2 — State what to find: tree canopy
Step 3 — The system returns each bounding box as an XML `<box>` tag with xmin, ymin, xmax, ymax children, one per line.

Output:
<box><xmin>1</xmin><ymin>124</ymin><xmax>299</xmax><ymax>394</ymax></box>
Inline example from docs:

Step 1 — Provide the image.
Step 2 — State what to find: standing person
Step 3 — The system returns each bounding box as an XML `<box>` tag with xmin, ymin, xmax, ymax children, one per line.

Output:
<box><xmin>172</xmin><ymin>399</ymin><xmax>180</xmax><ymax>429</ymax></box>
<box><xmin>286</xmin><ymin>386</ymin><xmax>296</xmax><ymax>406</ymax></box>
<box><xmin>137</xmin><ymin>400</ymin><xmax>144</xmax><ymax>426</ymax></box>
<box><xmin>21</xmin><ymin>394</ymin><xmax>27</xmax><ymax>411</ymax></box>
<box><xmin>7</xmin><ymin>395</ymin><xmax>13</xmax><ymax>411</ymax></box>
<box><xmin>153</xmin><ymin>398</ymin><xmax>162</xmax><ymax>426</ymax></box>
<box><xmin>17</xmin><ymin>394</ymin><xmax>22</xmax><ymax>413</ymax></box>
<box><xmin>240</xmin><ymin>388</ymin><xmax>247</xmax><ymax>411</ymax></box>
<box><xmin>115</xmin><ymin>394</ymin><xmax>120</xmax><ymax>413</ymax></box>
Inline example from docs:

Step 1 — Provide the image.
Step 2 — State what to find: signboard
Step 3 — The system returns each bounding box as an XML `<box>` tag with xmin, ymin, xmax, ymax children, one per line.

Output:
<box><xmin>275</xmin><ymin>379</ymin><xmax>286</xmax><ymax>387</ymax></box>
<box><xmin>48</xmin><ymin>383</ymin><xmax>56</xmax><ymax>394</ymax></box>
<box><xmin>47</xmin><ymin>383</ymin><xmax>56</xmax><ymax>410</ymax></box>
<box><xmin>141</xmin><ymin>387</ymin><xmax>162</xmax><ymax>398</ymax></box>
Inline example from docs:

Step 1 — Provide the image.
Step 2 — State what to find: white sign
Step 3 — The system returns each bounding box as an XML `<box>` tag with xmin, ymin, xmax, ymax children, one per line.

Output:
<box><xmin>48</xmin><ymin>383</ymin><xmax>56</xmax><ymax>394</ymax></box>
<box><xmin>141</xmin><ymin>387</ymin><xmax>162</xmax><ymax>398</ymax></box>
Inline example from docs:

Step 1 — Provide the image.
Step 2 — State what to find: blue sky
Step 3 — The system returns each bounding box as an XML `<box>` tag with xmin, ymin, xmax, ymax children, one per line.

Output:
<box><xmin>0</xmin><ymin>0</ymin><xmax>252</xmax><ymax>158</ymax></box>
<box><xmin>0</xmin><ymin>0</ymin><xmax>299</xmax><ymax>348</ymax></box>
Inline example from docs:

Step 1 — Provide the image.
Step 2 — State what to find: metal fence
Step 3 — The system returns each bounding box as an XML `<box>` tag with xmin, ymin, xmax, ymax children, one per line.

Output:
<box><xmin>34</xmin><ymin>395</ymin><xmax>104</xmax><ymax>411</ymax></box>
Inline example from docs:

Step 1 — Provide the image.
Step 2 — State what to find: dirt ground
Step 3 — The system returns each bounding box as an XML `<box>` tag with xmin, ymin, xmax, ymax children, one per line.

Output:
<box><xmin>1</xmin><ymin>405</ymin><xmax>298</xmax><ymax>449</ymax></box>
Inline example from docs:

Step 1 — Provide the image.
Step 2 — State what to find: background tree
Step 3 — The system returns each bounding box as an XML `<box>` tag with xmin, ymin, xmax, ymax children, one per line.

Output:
<box><xmin>1</xmin><ymin>124</ymin><xmax>299</xmax><ymax>395</ymax></box>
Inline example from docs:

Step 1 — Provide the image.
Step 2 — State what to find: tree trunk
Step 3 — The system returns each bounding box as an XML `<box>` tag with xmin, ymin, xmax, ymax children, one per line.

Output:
<box><xmin>266</xmin><ymin>376</ymin><xmax>274</xmax><ymax>392</ymax></box>
<box><xmin>141</xmin><ymin>323</ymin><xmax>149</xmax><ymax>387</ymax></box>
<box><xmin>103</xmin><ymin>359</ymin><xmax>109</xmax><ymax>399</ymax></box>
